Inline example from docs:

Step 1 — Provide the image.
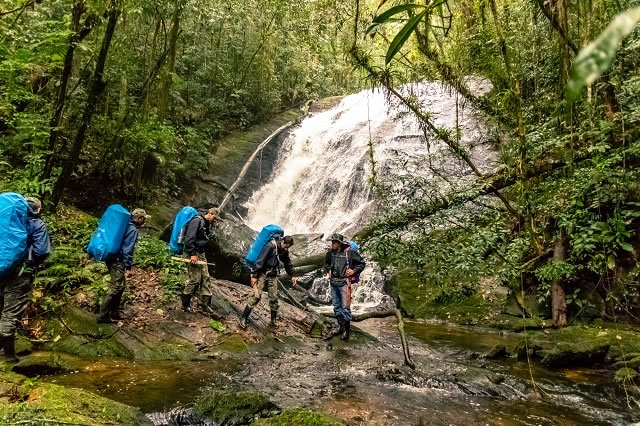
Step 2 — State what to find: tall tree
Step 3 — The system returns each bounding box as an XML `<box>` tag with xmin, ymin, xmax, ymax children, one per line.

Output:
<box><xmin>157</xmin><ymin>0</ymin><xmax>182</xmax><ymax>121</ymax></box>
<box><xmin>49</xmin><ymin>4</ymin><xmax>120</xmax><ymax>209</ymax></box>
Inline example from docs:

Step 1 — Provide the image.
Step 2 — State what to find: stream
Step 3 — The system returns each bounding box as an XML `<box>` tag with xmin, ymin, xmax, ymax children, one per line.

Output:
<box><xmin>35</xmin><ymin>318</ymin><xmax>639</xmax><ymax>425</ymax></box>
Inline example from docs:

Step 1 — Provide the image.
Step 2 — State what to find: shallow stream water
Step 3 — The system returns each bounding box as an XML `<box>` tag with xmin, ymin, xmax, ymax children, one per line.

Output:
<box><xmin>33</xmin><ymin>318</ymin><xmax>639</xmax><ymax>425</ymax></box>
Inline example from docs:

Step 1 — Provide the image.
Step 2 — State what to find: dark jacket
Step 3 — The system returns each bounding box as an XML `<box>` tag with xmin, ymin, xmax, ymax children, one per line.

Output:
<box><xmin>116</xmin><ymin>220</ymin><xmax>139</xmax><ymax>270</ymax></box>
<box><xmin>184</xmin><ymin>214</ymin><xmax>210</xmax><ymax>256</ymax></box>
<box><xmin>26</xmin><ymin>205</ymin><xmax>51</xmax><ymax>268</ymax></box>
<box><xmin>251</xmin><ymin>241</ymin><xmax>294</xmax><ymax>278</ymax></box>
<box><xmin>324</xmin><ymin>247</ymin><xmax>365</xmax><ymax>286</ymax></box>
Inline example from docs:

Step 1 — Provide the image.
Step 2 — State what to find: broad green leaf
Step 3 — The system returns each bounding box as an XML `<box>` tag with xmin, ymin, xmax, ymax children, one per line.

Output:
<box><xmin>372</xmin><ymin>4</ymin><xmax>427</xmax><ymax>25</ymax></box>
<box><xmin>619</xmin><ymin>241</ymin><xmax>633</xmax><ymax>251</ymax></box>
<box><xmin>567</xmin><ymin>6</ymin><xmax>640</xmax><ymax>100</ymax></box>
<box><xmin>385</xmin><ymin>10</ymin><xmax>427</xmax><ymax>64</ymax></box>
<box><xmin>209</xmin><ymin>319</ymin><xmax>226</xmax><ymax>332</ymax></box>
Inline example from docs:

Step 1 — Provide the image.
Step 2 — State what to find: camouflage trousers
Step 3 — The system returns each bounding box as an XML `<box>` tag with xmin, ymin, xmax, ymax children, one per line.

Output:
<box><xmin>105</xmin><ymin>260</ymin><xmax>126</xmax><ymax>298</ymax></box>
<box><xmin>246</xmin><ymin>273</ymin><xmax>278</xmax><ymax>312</ymax></box>
<box><xmin>0</xmin><ymin>270</ymin><xmax>33</xmax><ymax>337</ymax></box>
<box><xmin>183</xmin><ymin>253</ymin><xmax>212</xmax><ymax>297</ymax></box>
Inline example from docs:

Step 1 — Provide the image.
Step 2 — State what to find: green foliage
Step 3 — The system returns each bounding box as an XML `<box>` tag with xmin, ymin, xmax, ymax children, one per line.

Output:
<box><xmin>567</xmin><ymin>6</ymin><xmax>640</xmax><ymax>100</ymax></box>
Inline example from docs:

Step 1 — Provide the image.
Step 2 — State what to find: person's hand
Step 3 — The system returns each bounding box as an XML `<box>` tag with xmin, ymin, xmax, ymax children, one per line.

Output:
<box><xmin>291</xmin><ymin>277</ymin><xmax>297</xmax><ymax>286</ymax></box>
<box><xmin>251</xmin><ymin>276</ymin><xmax>258</xmax><ymax>286</ymax></box>
<box><xmin>190</xmin><ymin>255</ymin><xmax>198</xmax><ymax>265</ymax></box>
<box><xmin>346</xmin><ymin>268</ymin><xmax>355</xmax><ymax>277</ymax></box>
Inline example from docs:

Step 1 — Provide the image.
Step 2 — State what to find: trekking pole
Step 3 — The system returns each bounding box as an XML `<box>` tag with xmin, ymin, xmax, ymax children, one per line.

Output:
<box><xmin>171</xmin><ymin>256</ymin><xmax>216</xmax><ymax>267</ymax></box>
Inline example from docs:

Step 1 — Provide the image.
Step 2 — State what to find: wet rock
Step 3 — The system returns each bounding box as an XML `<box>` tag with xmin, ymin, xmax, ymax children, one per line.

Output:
<box><xmin>11</xmin><ymin>356</ymin><xmax>72</xmax><ymax>377</ymax></box>
<box><xmin>540</xmin><ymin>342</ymin><xmax>610</xmax><ymax>368</ymax></box>
<box><xmin>193</xmin><ymin>391</ymin><xmax>279</xmax><ymax>425</ymax></box>
<box><xmin>485</xmin><ymin>344</ymin><xmax>509</xmax><ymax>359</ymax></box>
<box><xmin>615</xmin><ymin>367</ymin><xmax>640</xmax><ymax>384</ymax></box>
<box><xmin>512</xmin><ymin>340</ymin><xmax>543</xmax><ymax>361</ymax></box>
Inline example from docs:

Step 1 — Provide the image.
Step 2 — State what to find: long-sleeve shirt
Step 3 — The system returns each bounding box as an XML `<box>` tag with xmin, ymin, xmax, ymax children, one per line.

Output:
<box><xmin>251</xmin><ymin>241</ymin><xmax>294</xmax><ymax>278</ymax></box>
<box><xmin>118</xmin><ymin>221</ymin><xmax>139</xmax><ymax>270</ymax></box>
<box><xmin>324</xmin><ymin>247</ymin><xmax>365</xmax><ymax>286</ymax></box>
<box><xmin>26</xmin><ymin>206</ymin><xmax>51</xmax><ymax>268</ymax></box>
<box><xmin>184</xmin><ymin>215</ymin><xmax>209</xmax><ymax>256</ymax></box>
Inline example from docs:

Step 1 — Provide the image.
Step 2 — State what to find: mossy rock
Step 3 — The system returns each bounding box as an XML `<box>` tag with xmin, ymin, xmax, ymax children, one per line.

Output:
<box><xmin>254</xmin><ymin>408</ymin><xmax>345</xmax><ymax>426</ymax></box>
<box><xmin>485</xmin><ymin>344</ymin><xmax>509</xmax><ymax>359</ymax></box>
<box><xmin>14</xmin><ymin>335</ymin><xmax>33</xmax><ymax>356</ymax></box>
<box><xmin>540</xmin><ymin>342</ymin><xmax>610</xmax><ymax>368</ymax></box>
<box><xmin>193</xmin><ymin>390</ymin><xmax>279</xmax><ymax>424</ymax></box>
<box><xmin>0</xmin><ymin>370</ymin><xmax>149</xmax><ymax>425</ymax></box>
<box><xmin>511</xmin><ymin>340</ymin><xmax>543</xmax><ymax>361</ymax></box>
<box><xmin>11</xmin><ymin>354</ymin><xmax>73</xmax><ymax>377</ymax></box>
<box><xmin>614</xmin><ymin>367</ymin><xmax>639</xmax><ymax>384</ymax></box>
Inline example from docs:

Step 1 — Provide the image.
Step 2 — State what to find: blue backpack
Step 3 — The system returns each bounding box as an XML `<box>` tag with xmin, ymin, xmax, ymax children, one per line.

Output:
<box><xmin>245</xmin><ymin>224</ymin><xmax>284</xmax><ymax>269</ymax></box>
<box><xmin>169</xmin><ymin>206</ymin><xmax>198</xmax><ymax>254</ymax></box>
<box><xmin>0</xmin><ymin>193</ymin><xmax>29</xmax><ymax>277</ymax></box>
<box><xmin>87</xmin><ymin>204</ymin><xmax>131</xmax><ymax>261</ymax></box>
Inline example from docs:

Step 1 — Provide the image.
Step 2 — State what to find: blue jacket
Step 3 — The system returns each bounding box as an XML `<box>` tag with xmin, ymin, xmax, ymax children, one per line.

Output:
<box><xmin>26</xmin><ymin>205</ymin><xmax>51</xmax><ymax>268</ymax></box>
<box><xmin>117</xmin><ymin>220</ymin><xmax>139</xmax><ymax>270</ymax></box>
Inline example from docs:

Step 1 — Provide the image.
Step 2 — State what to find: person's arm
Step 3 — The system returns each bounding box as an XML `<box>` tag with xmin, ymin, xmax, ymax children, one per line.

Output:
<box><xmin>324</xmin><ymin>250</ymin><xmax>332</xmax><ymax>275</ymax></box>
<box><xmin>184</xmin><ymin>217</ymin><xmax>200</xmax><ymax>257</ymax></box>
<box><xmin>279</xmin><ymin>250</ymin><xmax>295</xmax><ymax>277</ymax></box>
<box><xmin>120</xmin><ymin>225</ymin><xmax>139</xmax><ymax>270</ymax></box>
<box><xmin>350</xmin><ymin>251</ymin><xmax>366</xmax><ymax>275</ymax></box>
<box><xmin>28</xmin><ymin>219</ymin><xmax>51</xmax><ymax>267</ymax></box>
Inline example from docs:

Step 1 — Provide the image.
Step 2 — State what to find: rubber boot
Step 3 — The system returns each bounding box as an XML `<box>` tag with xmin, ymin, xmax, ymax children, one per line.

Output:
<box><xmin>341</xmin><ymin>321</ymin><xmax>351</xmax><ymax>342</ymax></box>
<box><xmin>325</xmin><ymin>318</ymin><xmax>344</xmax><ymax>340</ymax></box>
<box><xmin>110</xmin><ymin>292</ymin><xmax>124</xmax><ymax>321</ymax></box>
<box><xmin>200</xmin><ymin>295</ymin><xmax>222</xmax><ymax>319</ymax></box>
<box><xmin>2</xmin><ymin>335</ymin><xmax>19</xmax><ymax>364</ymax></box>
<box><xmin>181</xmin><ymin>294</ymin><xmax>193</xmax><ymax>312</ymax></box>
<box><xmin>270</xmin><ymin>310</ymin><xmax>277</xmax><ymax>327</ymax></box>
<box><xmin>97</xmin><ymin>295</ymin><xmax>116</xmax><ymax>323</ymax></box>
<box><xmin>239</xmin><ymin>306</ymin><xmax>252</xmax><ymax>330</ymax></box>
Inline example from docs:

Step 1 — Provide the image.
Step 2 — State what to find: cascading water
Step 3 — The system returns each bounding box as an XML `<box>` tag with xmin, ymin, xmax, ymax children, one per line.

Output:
<box><xmin>244</xmin><ymin>82</ymin><xmax>494</xmax><ymax>312</ymax></box>
<box><xmin>244</xmin><ymin>81</ymin><xmax>493</xmax><ymax>237</ymax></box>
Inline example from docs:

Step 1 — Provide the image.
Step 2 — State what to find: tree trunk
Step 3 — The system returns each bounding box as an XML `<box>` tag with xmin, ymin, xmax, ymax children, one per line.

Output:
<box><xmin>49</xmin><ymin>7</ymin><xmax>120</xmax><ymax>210</ymax></box>
<box><xmin>157</xmin><ymin>0</ymin><xmax>181</xmax><ymax>121</ymax></box>
<box><xmin>143</xmin><ymin>15</ymin><xmax>161</xmax><ymax>117</ymax></box>
<box><xmin>42</xmin><ymin>0</ymin><xmax>90</xmax><ymax>181</ymax></box>
<box><xmin>551</xmin><ymin>239</ymin><xmax>568</xmax><ymax>327</ymax></box>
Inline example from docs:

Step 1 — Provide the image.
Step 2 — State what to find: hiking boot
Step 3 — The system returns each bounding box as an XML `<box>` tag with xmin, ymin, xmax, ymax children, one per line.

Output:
<box><xmin>239</xmin><ymin>306</ymin><xmax>252</xmax><ymax>330</ymax></box>
<box><xmin>341</xmin><ymin>321</ymin><xmax>351</xmax><ymax>342</ymax></box>
<box><xmin>270</xmin><ymin>310</ymin><xmax>277</xmax><ymax>327</ymax></box>
<box><xmin>111</xmin><ymin>292</ymin><xmax>124</xmax><ymax>320</ymax></box>
<box><xmin>325</xmin><ymin>319</ymin><xmax>345</xmax><ymax>340</ymax></box>
<box><xmin>97</xmin><ymin>294</ymin><xmax>115</xmax><ymax>323</ymax></box>
<box><xmin>181</xmin><ymin>294</ymin><xmax>193</xmax><ymax>313</ymax></box>
<box><xmin>1</xmin><ymin>335</ymin><xmax>19</xmax><ymax>364</ymax></box>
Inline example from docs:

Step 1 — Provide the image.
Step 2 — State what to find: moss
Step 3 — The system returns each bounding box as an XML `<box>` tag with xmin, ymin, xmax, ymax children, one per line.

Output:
<box><xmin>254</xmin><ymin>408</ymin><xmax>345</xmax><ymax>426</ymax></box>
<box><xmin>0</xmin><ymin>370</ymin><xmax>149</xmax><ymax>425</ymax></box>
<box><xmin>14</xmin><ymin>334</ymin><xmax>33</xmax><ymax>356</ymax></box>
<box><xmin>216</xmin><ymin>334</ymin><xmax>249</xmax><ymax>354</ymax></box>
<box><xmin>43</xmin><ymin>306</ymin><xmax>133</xmax><ymax>359</ymax></box>
<box><xmin>193</xmin><ymin>390</ymin><xmax>278</xmax><ymax>424</ymax></box>
<box><xmin>390</xmin><ymin>269</ymin><xmax>494</xmax><ymax>324</ymax></box>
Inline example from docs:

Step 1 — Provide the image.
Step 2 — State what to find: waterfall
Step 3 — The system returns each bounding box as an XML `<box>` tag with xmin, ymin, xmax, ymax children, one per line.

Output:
<box><xmin>244</xmin><ymin>81</ymin><xmax>493</xmax><ymax>238</ymax></box>
<box><xmin>244</xmin><ymin>81</ymin><xmax>493</xmax><ymax>312</ymax></box>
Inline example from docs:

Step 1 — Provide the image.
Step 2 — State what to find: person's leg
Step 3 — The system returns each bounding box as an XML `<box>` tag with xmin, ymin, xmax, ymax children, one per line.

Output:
<box><xmin>267</xmin><ymin>277</ymin><xmax>279</xmax><ymax>326</ymax></box>
<box><xmin>330</xmin><ymin>285</ymin><xmax>345</xmax><ymax>336</ymax></box>
<box><xmin>98</xmin><ymin>261</ymin><xmax>125</xmax><ymax>322</ymax></box>
<box><xmin>240</xmin><ymin>273</ymin><xmax>266</xmax><ymax>329</ymax></box>
<box><xmin>197</xmin><ymin>253</ymin><xmax>218</xmax><ymax>317</ymax></box>
<box><xmin>181</xmin><ymin>259</ymin><xmax>202</xmax><ymax>312</ymax></box>
<box><xmin>341</xmin><ymin>283</ymin><xmax>352</xmax><ymax>341</ymax></box>
<box><xmin>0</xmin><ymin>272</ymin><xmax>33</xmax><ymax>362</ymax></box>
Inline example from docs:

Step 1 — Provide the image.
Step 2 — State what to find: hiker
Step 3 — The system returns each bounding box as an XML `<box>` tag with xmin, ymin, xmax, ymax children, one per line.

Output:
<box><xmin>325</xmin><ymin>233</ymin><xmax>365</xmax><ymax>341</ymax></box>
<box><xmin>181</xmin><ymin>207</ymin><xmax>218</xmax><ymax>314</ymax></box>
<box><xmin>0</xmin><ymin>197</ymin><xmax>51</xmax><ymax>363</ymax></box>
<box><xmin>240</xmin><ymin>235</ymin><xmax>297</xmax><ymax>329</ymax></box>
<box><xmin>97</xmin><ymin>208</ymin><xmax>150</xmax><ymax>324</ymax></box>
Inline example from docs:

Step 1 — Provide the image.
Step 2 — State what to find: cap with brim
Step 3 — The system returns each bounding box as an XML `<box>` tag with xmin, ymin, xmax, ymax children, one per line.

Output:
<box><xmin>330</xmin><ymin>233</ymin><xmax>348</xmax><ymax>245</ymax></box>
<box><xmin>132</xmin><ymin>208</ymin><xmax>151</xmax><ymax>219</ymax></box>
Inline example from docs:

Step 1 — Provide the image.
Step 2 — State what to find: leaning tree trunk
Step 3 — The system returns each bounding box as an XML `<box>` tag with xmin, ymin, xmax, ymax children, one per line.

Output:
<box><xmin>551</xmin><ymin>238</ymin><xmax>568</xmax><ymax>326</ymax></box>
<box><xmin>42</xmin><ymin>0</ymin><xmax>97</xmax><ymax>181</ymax></box>
<box><xmin>49</xmin><ymin>7</ymin><xmax>119</xmax><ymax>210</ymax></box>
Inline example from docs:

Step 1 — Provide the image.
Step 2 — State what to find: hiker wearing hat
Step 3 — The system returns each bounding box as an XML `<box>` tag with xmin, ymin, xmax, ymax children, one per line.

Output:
<box><xmin>324</xmin><ymin>233</ymin><xmax>365</xmax><ymax>341</ymax></box>
<box><xmin>181</xmin><ymin>207</ymin><xmax>218</xmax><ymax>315</ymax></box>
<box><xmin>0</xmin><ymin>197</ymin><xmax>51</xmax><ymax>363</ymax></box>
<box><xmin>97</xmin><ymin>208</ymin><xmax>150</xmax><ymax>324</ymax></box>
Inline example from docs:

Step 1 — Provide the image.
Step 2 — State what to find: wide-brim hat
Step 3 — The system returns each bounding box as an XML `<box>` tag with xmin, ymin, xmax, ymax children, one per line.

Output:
<box><xmin>330</xmin><ymin>233</ymin><xmax>348</xmax><ymax>245</ymax></box>
<box><xmin>132</xmin><ymin>208</ymin><xmax>151</xmax><ymax>219</ymax></box>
